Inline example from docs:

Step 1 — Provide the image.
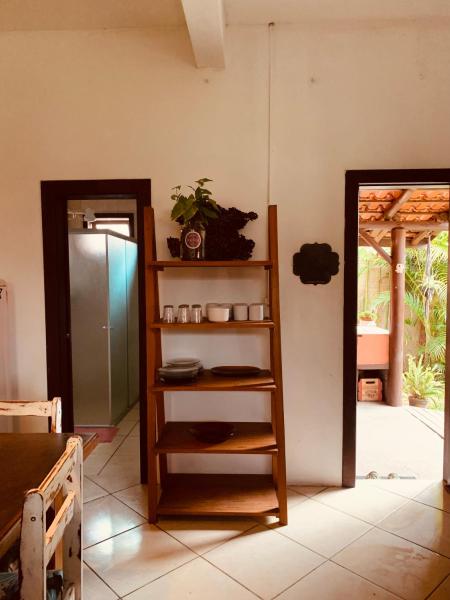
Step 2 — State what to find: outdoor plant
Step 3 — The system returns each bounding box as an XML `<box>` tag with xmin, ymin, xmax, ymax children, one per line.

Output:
<box><xmin>365</xmin><ymin>233</ymin><xmax>448</xmax><ymax>373</ymax></box>
<box><xmin>170</xmin><ymin>178</ymin><xmax>219</xmax><ymax>226</ymax></box>
<box><xmin>402</xmin><ymin>354</ymin><xmax>444</xmax><ymax>408</ymax></box>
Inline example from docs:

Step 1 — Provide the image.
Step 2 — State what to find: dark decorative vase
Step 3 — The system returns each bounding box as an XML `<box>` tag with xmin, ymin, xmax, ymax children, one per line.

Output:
<box><xmin>180</xmin><ymin>222</ymin><xmax>205</xmax><ymax>260</ymax></box>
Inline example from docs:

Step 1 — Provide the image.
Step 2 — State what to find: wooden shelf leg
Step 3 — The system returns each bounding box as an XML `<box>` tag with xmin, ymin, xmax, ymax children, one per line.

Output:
<box><xmin>147</xmin><ymin>391</ymin><xmax>158</xmax><ymax>523</ymax></box>
<box><xmin>268</xmin><ymin>206</ymin><xmax>288</xmax><ymax>525</ymax></box>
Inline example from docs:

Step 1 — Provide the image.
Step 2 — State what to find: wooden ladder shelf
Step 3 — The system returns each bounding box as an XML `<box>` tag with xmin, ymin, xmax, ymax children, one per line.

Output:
<box><xmin>145</xmin><ymin>205</ymin><xmax>288</xmax><ymax>524</ymax></box>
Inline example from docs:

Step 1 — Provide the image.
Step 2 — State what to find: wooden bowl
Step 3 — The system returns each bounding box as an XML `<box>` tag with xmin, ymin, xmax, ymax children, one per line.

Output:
<box><xmin>188</xmin><ymin>422</ymin><xmax>235</xmax><ymax>444</ymax></box>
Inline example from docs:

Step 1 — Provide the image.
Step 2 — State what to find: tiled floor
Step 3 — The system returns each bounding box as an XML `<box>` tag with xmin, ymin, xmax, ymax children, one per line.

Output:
<box><xmin>357</xmin><ymin>402</ymin><xmax>443</xmax><ymax>479</ymax></box>
<box><xmin>82</xmin><ymin>406</ymin><xmax>450</xmax><ymax>599</ymax></box>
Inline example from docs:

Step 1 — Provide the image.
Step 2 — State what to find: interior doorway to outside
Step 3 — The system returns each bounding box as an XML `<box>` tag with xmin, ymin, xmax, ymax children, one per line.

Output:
<box><xmin>357</xmin><ymin>184</ymin><xmax>447</xmax><ymax>481</ymax></box>
<box><xmin>343</xmin><ymin>170</ymin><xmax>450</xmax><ymax>489</ymax></box>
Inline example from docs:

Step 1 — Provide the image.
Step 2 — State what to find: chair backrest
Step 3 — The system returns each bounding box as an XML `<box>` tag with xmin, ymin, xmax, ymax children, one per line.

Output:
<box><xmin>0</xmin><ymin>397</ymin><xmax>62</xmax><ymax>432</ymax></box>
<box><xmin>19</xmin><ymin>436</ymin><xmax>83</xmax><ymax>600</ymax></box>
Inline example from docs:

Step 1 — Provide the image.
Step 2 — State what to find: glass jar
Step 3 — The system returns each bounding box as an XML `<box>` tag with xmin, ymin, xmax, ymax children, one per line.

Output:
<box><xmin>180</xmin><ymin>222</ymin><xmax>205</xmax><ymax>260</ymax></box>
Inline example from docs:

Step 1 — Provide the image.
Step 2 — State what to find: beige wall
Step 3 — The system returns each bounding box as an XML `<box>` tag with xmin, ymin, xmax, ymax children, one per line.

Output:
<box><xmin>1</xmin><ymin>21</ymin><xmax>450</xmax><ymax>482</ymax></box>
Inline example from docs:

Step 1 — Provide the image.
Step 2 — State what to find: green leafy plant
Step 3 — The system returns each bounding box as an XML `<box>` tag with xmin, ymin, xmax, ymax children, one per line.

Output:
<box><xmin>366</xmin><ymin>233</ymin><xmax>448</xmax><ymax>372</ymax></box>
<box><xmin>171</xmin><ymin>178</ymin><xmax>219</xmax><ymax>226</ymax></box>
<box><xmin>403</xmin><ymin>355</ymin><xmax>444</xmax><ymax>406</ymax></box>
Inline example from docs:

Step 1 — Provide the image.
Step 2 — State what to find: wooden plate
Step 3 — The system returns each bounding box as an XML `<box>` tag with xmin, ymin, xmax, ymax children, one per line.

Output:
<box><xmin>211</xmin><ymin>366</ymin><xmax>262</xmax><ymax>377</ymax></box>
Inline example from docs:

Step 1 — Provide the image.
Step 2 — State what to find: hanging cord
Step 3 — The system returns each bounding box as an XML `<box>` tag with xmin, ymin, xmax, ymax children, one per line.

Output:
<box><xmin>424</xmin><ymin>235</ymin><xmax>432</xmax><ymax>322</ymax></box>
<box><xmin>267</xmin><ymin>22</ymin><xmax>274</xmax><ymax>206</ymax></box>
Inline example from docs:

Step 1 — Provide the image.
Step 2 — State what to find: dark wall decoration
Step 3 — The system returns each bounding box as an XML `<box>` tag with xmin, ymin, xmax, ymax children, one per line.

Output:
<box><xmin>293</xmin><ymin>243</ymin><xmax>339</xmax><ymax>285</ymax></box>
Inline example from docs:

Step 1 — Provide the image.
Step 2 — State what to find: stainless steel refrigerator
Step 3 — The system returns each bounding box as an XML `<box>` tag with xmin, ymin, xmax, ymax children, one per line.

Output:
<box><xmin>69</xmin><ymin>231</ymin><xmax>139</xmax><ymax>426</ymax></box>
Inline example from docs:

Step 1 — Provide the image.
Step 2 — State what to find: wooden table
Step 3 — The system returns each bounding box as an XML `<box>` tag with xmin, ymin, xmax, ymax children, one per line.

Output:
<box><xmin>0</xmin><ymin>433</ymin><xmax>97</xmax><ymax>558</ymax></box>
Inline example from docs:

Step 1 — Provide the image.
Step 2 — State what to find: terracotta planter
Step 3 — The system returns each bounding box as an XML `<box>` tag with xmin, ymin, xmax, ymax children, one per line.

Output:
<box><xmin>408</xmin><ymin>395</ymin><xmax>429</xmax><ymax>408</ymax></box>
<box><xmin>359</xmin><ymin>319</ymin><xmax>376</xmax><ymax>327</ymax></box>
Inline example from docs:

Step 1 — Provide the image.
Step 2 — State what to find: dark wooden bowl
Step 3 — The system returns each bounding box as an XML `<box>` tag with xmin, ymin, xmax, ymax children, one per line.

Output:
<box><xmin>188</xmin><ymin>422</ymin><xmax>235</xmax><ymax>444</ymax></box>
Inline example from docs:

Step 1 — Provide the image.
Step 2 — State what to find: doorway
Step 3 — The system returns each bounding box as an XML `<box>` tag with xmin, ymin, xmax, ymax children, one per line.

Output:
<box><xmin>343</xmin><ymin>170</ymin><xmax>450</xmax><ymax>487</ymax></box>
<box><xmin>41</xmin><ymin>179</ymin><xmax>151</xmax><ymax>482</ymax></box>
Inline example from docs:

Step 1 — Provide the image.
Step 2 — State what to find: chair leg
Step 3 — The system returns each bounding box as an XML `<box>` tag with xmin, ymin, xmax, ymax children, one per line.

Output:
<box><xmin>62</xmin><ymin>444</ymin><xmax>83</xmax><ymax>600</ymax></box>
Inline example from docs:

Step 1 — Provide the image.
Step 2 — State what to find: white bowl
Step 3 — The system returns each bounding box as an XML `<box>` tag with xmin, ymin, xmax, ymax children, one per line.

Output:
<box><xmin>207</xmin><ymin>306</ymin><xmax>230</xmax><ymax>322</ymax></box>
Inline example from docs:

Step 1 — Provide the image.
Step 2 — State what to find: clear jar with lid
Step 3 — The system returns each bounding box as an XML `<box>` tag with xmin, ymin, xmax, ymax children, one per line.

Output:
<box><xmin>177</xmin><ymin>304</ymin><xmax>190</xmax><ymax>323</ymax></box>
<box><xmin>190</xmin><ymin>304</ymin><xmax>202</xmax><ymax>323</ymax></box>
<box><xmin>162</xmin><ymin>305</ymin><xmax>175</xmax><ymax>323</ymax></box>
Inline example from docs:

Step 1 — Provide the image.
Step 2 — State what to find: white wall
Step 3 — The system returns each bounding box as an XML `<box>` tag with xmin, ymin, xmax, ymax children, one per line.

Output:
<box><xmin>1</xmin><ymin>20</ymin><xmax>450</xmax><ymax>482</ymax></box>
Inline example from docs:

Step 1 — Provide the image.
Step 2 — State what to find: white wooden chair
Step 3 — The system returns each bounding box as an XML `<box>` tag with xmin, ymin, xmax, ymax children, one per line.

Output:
<box><xmin>0</xmin><ymin>397</ymin><xmax>62</xmax><ymax>433</ymax></box>
<box><xmin>19</xmin><ymin>436</ymin><xmax>83</xmax><ymax>600</ymax></box>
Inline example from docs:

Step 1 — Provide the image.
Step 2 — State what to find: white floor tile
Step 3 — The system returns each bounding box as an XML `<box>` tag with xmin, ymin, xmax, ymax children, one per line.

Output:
<box><xmin>84</xmin><ymin>477</ymin><xmax>108</xmax><ymax>503</ymax></box>
<box><xmin>158</xmin><ymin>517</ymin><xmax>256</xmax><ymax>555</ymax></box>
<box><xmin>129</xmin><ymin>422</ymin><xmax>140</xmax><ymax>437</ymax></box>
<box><xmin>84</xmin><ymin>524</ymin><xmax>196</xmax><ymax>597</ymax></box>
<box><xmin>257</xmin><ymin>489</ymin><xmax>308</xmax><ymax>526</ymax></box>
<box><xmin>125</xmin><ymin>557</ymin><xmax>257</xmax><ymax>599</ymax></box>
<box><xmin>204</xmin><ymin>525</ymin><xmax>324</xmax><ymax>600</ymax></box>
<box><xmin>288</xmin><ymin>485</ymin><xmax>327</xmax><ymax>498</ymax></box>
<box><xmin>277</xmin><ymin>560</ymin><xmax>401</xmax><ymax>599</ymax></box>
<box><xmin>83</xmin><ymin>563</ymin><xmax>118</xmax><ymax>600</ymax></box>
<box><xmin>114</xmin><ymin>484</ymin><xmax>148</xmax><ymax>518</ymax></box>
<box><xmin>429</xmin><ymin>574</ymin><xmax>450</xmax><ymax>599</ymax></box>
<box><xmin>95</xmin><ymin>455</ymin><xmax>141</xmax><ymax>493</ymax></box>
<box><xmin>270</xmin><ymin>498</ymin><xmax>371</xmax><ymax>557</ymax></box>
<box><xmin>379</xmin><ymin>499</ymin><xmax>450</xmax><ymax>558</ymax></box>
<box><xmin>414</xmin><ymin>481</ymin><xmax>450</xmax><ymax>513</ymax></box>
<box><xmin>83</xmin><ymin>437</ymin><xmax>125</xmax><ymax>476</ymax></box>
<box><xmin>83</xmin><ymin>495</ymin><xmax>146</xmax><ymax>548</ymax></box>
<box><xmin>116</xmin><ymin>418</ymin><xmax>137</xmax><ymax>436</ymax></box>
<box><xmin>314</xmin><ymin>485</ymin><xmax>407</xmax><ymax>524</ymax></box>
<box><xmin>365</xmin><ymin>478</ymin><xmax>435</xmax><ymax>499</ymax></box>
<box><xmin>334</xmin><ymin>528</ymin><xmax>450</xmax><ymax>600</ymax></box>
<box><xmin>114</xmin><ymin>434</ymin><xmax>140</xmax><ymax>456</ymax></box>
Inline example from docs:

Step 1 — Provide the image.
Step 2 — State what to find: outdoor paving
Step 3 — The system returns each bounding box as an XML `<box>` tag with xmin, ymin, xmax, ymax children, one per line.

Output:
<box><xmin>357</xmin><ymin>402</ymin><xmax>444</xmax><ymax>480</ymax></box>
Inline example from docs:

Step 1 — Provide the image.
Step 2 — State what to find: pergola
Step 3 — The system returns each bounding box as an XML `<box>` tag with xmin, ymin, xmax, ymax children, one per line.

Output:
<box><xmin>359</xmin><ymin>187</ymin><xmax>449</xmax><ymax>407</ymax></box>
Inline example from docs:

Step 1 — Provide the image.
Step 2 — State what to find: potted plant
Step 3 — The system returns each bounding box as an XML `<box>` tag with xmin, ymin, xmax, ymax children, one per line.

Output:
<box><xmin>171</xmin><ymin>178</ymin><xmax>219</xmax><ymax>260</ymax></box>
<box><xmin>358</xmin><ymin>310</ymin><xmax>376</xmax><ymax>326</ymax></box>
<box><xmin>403</xmin><ymin>355</ymin><xmax>444</xmax><ymax>408</ymax></box>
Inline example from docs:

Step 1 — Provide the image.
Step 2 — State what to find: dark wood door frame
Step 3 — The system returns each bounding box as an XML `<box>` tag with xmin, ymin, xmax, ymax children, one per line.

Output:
<box><xmin>41</xmin><ymin>179</ymin><xmax>151</xmax><ymax>482</ymax></box>
<box><xmin>343</xmin><ymin>168</ymin><xmax>450</xmax><ymax>487</ymax></box>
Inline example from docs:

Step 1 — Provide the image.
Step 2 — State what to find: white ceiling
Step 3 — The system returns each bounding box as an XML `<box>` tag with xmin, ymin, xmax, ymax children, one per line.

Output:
<box><xmin>225</xmin><ymin>0</ymin><xmax>450</xmax><ymax>24</ymax></box>
<box><xmin>1</xmin><ymin>0</ymin><xmax>450</xmax><ymax>32</ymax></box>
<box><xmin>0</xmin><ymin>0</ymin><xmax>186</xmax><ymax>31</ymax></box>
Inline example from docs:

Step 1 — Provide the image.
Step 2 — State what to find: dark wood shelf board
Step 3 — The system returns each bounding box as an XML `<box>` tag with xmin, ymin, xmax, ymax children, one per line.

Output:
<box><xmin>148</xmin><ymin>260</ymin><xmax>272</xmax><ymax>270</ymax></box>
<box><xmin>149</xmin><ymin>319</ymin><xmax>275</xmax><ymax>330</ymax></box>
<box><xmin>156</xmin><ymin>422</ymin><xmax>277</xmax><ymax>454</ymax></box>
<box><xmin>151</xmin><ymin>369</ymin><xmax>276</xmax><ymax>392</ymax></box>
<box><xmin>157</xmin><ymin>474</ymin><xmax>279</xmax><ymax>517</ymax></box>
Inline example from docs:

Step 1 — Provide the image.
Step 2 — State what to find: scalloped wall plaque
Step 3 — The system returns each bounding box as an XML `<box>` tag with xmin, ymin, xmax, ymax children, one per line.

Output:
<box><xmin>293</xmin><ymin>243</ymin><xmax>339</xmax><ymax>285</ymax></box>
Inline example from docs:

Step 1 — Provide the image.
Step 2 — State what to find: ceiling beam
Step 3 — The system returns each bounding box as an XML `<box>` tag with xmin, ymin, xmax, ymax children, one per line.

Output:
<box><xmin>410</xmin><ymin>231</ymin><xmax>431</xmax><ymax>246</ymax></box>
<box><xmin>374</xmin><ymin>229</ymin><xmax>389</xmax><ymax>243</ymax></box>
<box><xmin>181</xmin><ymin>0</ymin><xmax>225</xmax><ymax>68</ymax></box>
<box><xmin>383</xmin><ymin>189</ymin><xmax>413</xmax><ymax>219</ymax></box>
<box><xmin>360</xmin><ymin>220</ymin><xmax>448</xmax><ymax>232</ymax></box>
<box><xmin>359</xmin><ymin>231</ymin><xmax>392</xmax><ymax>264</ymax></box>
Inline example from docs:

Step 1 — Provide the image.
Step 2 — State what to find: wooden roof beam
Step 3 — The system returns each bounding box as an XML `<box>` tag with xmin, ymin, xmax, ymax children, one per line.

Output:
<box><xmin>375</xmin><ymin>229</ymin><xmax>389</xmax><ymax>242</ymax></box>
<box><xmin>360</xmin><ymin>221</ymin><xmax>448</xmax><ymax>232</ymax></box>
<box><xmin>359</xmin><ymin>231</ymin><xmax>392</xmax><ymax>265</ymax></box>
<box><xmin>384</xmin><ymin>189</ymin><xmax>413</xmax><ymax>219</ymax></box>
<box><xmin>411</xmin><ymin>231</ymin><xmax>431</xmax><ymax>246</ymax></box>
